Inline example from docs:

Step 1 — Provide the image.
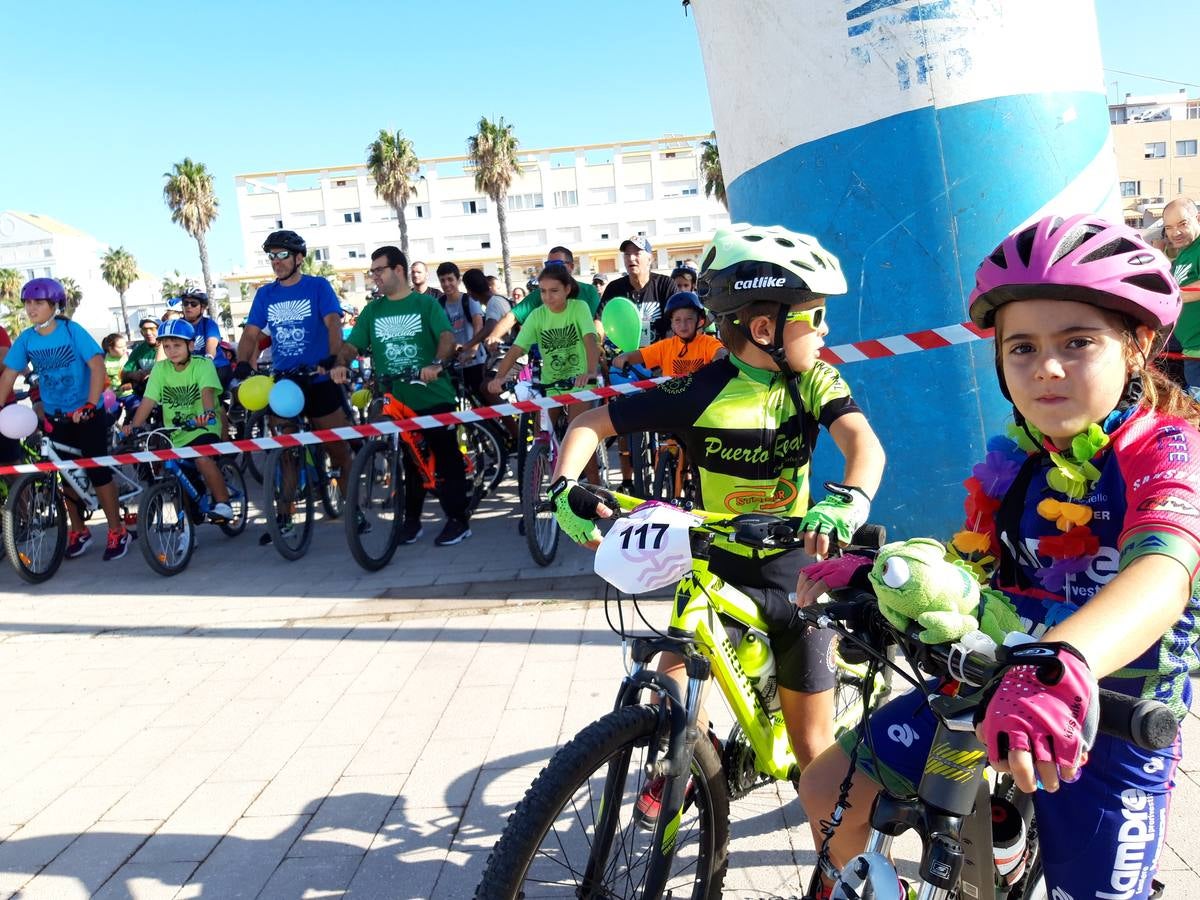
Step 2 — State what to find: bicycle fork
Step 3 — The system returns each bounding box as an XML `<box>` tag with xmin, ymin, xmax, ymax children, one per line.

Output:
<box><xmin>581</xmin><ymin>641</ymin><xmax>712</xmax><ymax>899</ymax></box>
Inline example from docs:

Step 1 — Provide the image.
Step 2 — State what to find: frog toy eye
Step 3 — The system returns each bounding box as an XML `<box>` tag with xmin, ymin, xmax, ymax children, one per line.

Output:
<box><xmin>881</xmin><ymin>556</ymin><xmax>910</xmax><ymax>589</ymax></box>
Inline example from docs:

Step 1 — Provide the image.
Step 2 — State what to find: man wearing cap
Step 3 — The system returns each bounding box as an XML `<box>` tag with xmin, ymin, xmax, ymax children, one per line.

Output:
<box><xmin>600</xmin><ymin>235</ymin><xmax>675</xmax><ymax>344</ymax></box>
<box><xmin>484</xmin><ymin>246</ymin><xmax>603</xmax><ymax>348</ymax></box>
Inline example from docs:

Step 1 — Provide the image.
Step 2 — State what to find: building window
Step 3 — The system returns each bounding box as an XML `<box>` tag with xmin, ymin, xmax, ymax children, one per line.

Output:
<box><xmin>1144</xmin><ymin>142</ymin><xmax>1166</xmax><ymax>159</ymax></box>
<box><xmin>553</xmin><ymin>190</ymin><xmax>578</xmax><ymax>208</ymax></box>
<box><xmin>1119</xmin><ymin>180</ymin><xmax>1141</xmax><ymax>198</ymax></box>
<box><xmin>276</xmin><ymin>219</ymin><xmax>283</xmax><ymax>228</ymax></box>
<box><xmin>682</xmin><ymin>185</ymin><xmax>698</xmax><ymax>196</ymax></box>
<box><xmin>1189</xmin><ymin>105</ymin><xmax>1200</xmax><ymax>120</ymax></box>
<box><xmin>43</xmin><ymin>248</ymin><xmax>52</xmax><ymax>258</ymax></box>
<box><xmin>313</xmin><ymin>248</ymin><xmax>329</xmax><ymax>262</ymax></box>
<box><xmin>508</xmin><ymin>192</ymin><xmax>545</xmax><ymax>211</ymax></box>
<box><xmin>482</xmin><ymin>240</ymin><xmax>491</xmax><ymax>249</ymax></box>
<box><xmin>415</xmin><ymin>204</ymin><xmax>425</xmax><ymax>218</ymax></box>
<box><xmin>462</xmin><ymin>199</ymin><xmax>487</xmax><ymax>215</ymax></box>
<box><xmin>335</xmin><ymin>179</ymin><xmax>348</xmax><ymax>187</ymax></box>
<box><xmin>1177</xmin><ymin>140</ymin><xmax>1198</xmax><ymax>157</ymax></box>
<box><xmin>600</xmin><ymin>232</ymin><xmax>610</xmax><ymax>240</ymax></box>
<box><xmin>347</xmin><ymin>249</ymin><xmax>362</xmax><ymax>259</ymax></box>
<box><xmin>343</xmin><ymin>211</ymin><xmax>362</xmax><ymax>223</ymax></box>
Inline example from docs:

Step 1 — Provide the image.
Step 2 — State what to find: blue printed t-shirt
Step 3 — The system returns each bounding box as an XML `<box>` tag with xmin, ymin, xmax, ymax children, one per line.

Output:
<box><xmin>5</xmin><ymin>319</ymin><xmax>102</xmax><ymax>415</ymax></box>
<box><xmin>190</xmin><ymin>317</ymin><xmax>228</xmax><ymax>368</ymax></box>
<box><xmin>246</xmin><ymin>275</ymin><xmax>341</xmax><ymax>372</ymax></box>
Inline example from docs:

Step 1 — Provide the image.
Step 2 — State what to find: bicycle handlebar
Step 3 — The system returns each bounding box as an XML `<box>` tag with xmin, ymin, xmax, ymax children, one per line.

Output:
<box><xmin>800</xmin><ymin>596</ymin><xmax>1179</xmax><ymax>751</ymax></box>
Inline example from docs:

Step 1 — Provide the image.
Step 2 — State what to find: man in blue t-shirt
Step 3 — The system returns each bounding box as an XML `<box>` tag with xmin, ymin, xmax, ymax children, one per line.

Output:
<box><xmin>0</xmin><ymin>278</ymin><xmax>132</xmax><ymax>560</ymax></box>
<box><xmin>180</xmin><ymin>288</ymin><xmax>231</xmax><ymax>387</ymax></box>
<box><xmin>234</xmin><ymin>230</ymin><xmax>352</xmax><ymax>495</ymax></box>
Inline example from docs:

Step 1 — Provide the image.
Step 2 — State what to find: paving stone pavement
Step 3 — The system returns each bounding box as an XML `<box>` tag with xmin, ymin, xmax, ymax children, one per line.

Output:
<box><xmin>0</xmin><ymin>478</ymin><xmax>1197</xmax><ymax>898</ymax></box>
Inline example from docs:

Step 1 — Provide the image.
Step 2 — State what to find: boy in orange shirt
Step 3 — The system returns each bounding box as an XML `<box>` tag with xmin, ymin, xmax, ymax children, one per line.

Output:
<box><xmin>612</xmin><ymin>291</ymin><xmax>724</xmax><ymax>377</ymax></box>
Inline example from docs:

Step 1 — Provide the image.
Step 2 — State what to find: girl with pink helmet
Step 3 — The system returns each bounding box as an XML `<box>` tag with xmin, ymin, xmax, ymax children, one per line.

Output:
<box><xmin>796</xmin><ymin>214</ymin><xmax>1197</xmax><ymax>900</ymax></box>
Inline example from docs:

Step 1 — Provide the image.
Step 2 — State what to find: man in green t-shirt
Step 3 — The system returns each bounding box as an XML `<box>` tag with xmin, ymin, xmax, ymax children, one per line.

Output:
<box><xmin>484</xmin><ymin>246</ymin><xmax>603</xmax><ymax>348</ymax></box>
<box><xmin>330</xmin><ymin>246</ymin><xmax>471</xmax><ymax>547</ymax></box>
<box><xmin>1164</xmin><ymin>198</ymin><xmax>1200</xmax><ymax>397</ymax></box>
<box><xmin>122</xmin><ymin>318</ymin><xmax>162</xmax><ymax>395</ymax></box>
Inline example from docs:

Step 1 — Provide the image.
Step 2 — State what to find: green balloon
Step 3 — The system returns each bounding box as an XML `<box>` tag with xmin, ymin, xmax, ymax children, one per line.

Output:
<box><xmin>601</xmin><ymin>296</ymin><xmax>641</xmax><ymax>353</ymax></box>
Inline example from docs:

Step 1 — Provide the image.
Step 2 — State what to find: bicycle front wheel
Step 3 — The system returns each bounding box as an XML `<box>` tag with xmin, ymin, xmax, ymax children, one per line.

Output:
<box><xmin>2</xmin><ymin>473</ymin><xmax>67</xmax><ymax>584</ymax></box>
<box><xmin>652</xmin><ymin>447</ymin><xmax>678</xmax><ymax>502</ymax></box>
<box><xmin>831</xmin><ymin>643</ymin><xmax>894</xmax><ymax>736</ymax></box>
<box><xmin>345</xmin><ymin>437</ymin><xmax>404</xmax><ymax>572</ymax></box>
<box><xmin>522</xmin><ymin>442</ymin><xmax>558</xmax><ymax>567</ymax></box>
<box><xmin>138</xmin><ymin>479</ymin><xmax>195</xmax><ymax>576</ymax></box>
<box><xmin>263</xmin><ymin>446</ymin><xmax>315</xmax><ymax>560</ymax></box>
<box><xmin>475</xmin><ymin>705</ymin><xmax>729</xmax><ymax>900</ymax></box>
<box><xmin>313</xmin><ymin>446</ymin><xmax>344</xmax><ymax>520</ymax></box>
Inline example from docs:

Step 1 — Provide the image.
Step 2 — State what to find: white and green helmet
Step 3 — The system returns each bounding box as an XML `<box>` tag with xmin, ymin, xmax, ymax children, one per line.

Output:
<box><xmin>697</xmin><ymin>223</ymin><xmax>847</xmax><ymax>317</ymax></box>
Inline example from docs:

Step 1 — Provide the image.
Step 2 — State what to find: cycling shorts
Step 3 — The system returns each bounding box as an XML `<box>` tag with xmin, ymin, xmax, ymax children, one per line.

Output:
<box><xmin>840</xmin><ymin>682</ymin><xmax>1186</xmax><ymax>900</ymax></box>
<box><xmin>299</xmin><ymin>377</ymin><xmax>346</xmax><ymax>420</ymax></box>
<box><xmin>710</xmin><ymin>545</ymin><xmax>836</xmax><ymax>693</ymax></box>
<box><xmin>50</xmin><ymin>414</ymin><xmax>112</xmax><ymax>488</ymax></box>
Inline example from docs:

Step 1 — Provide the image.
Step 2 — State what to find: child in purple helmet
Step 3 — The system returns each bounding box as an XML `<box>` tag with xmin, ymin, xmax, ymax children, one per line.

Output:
<box><xmin>796</xmin><ymin>215</ymin><xmax>1199</xmax><ymax>900</ymax></box>
<box><xmin>0</xmin><ymin>278</ymin><xmax>132</xmax><ymax>560</ymax></box>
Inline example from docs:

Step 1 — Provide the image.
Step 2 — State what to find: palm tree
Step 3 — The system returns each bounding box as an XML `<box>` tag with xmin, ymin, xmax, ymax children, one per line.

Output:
<box><xmin>163</xmin><ymin>158</ymin><xmax>220</xmax><ymax>296</ymax></box>
<box><xmin>59</xmin><ymin>277</ymin><xmax>83</xmax><ymax>318</ymax></box>
<box><xmin>0</xmin><ymin>268</ymin><xmax>24</xmax><ymax>336</ymax></box>
<box><xmin>366</xmin><ymin>130</ymin><xmax>421</xmax><ymax>255</ymax></box>
<box><xmin>301</xmin><ymin>255</ymin><xmax>344</xmax><ymax>298</ymax></box>
<box><xmin>101</xmin><ymin>247</ymin><xmax>139</xmax><ymax>338</ymax></box>
<box><xmin>699</xmin><ymin>132</ymin><xmax>727</xmax><ymax>210</ymax></box>
<box><xmin>467</xmin><ymin>116</ymin><xmax>520</xmax><ymax>294</ymax></box>
<box><xmin>161</xmin><ymin>270</ymin><xmax>189</xmax><ymax>301</ymax></box>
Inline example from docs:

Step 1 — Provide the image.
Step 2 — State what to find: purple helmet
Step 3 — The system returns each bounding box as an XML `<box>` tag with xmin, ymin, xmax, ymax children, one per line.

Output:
<box><xmin>20</xmin><ymin>277</ymin><xmax>67</xmax><ymax>307</ymax></box>
<box><xmin>968</xmin><ymin>214</ymin><xmax>1179</xmax><ymax>331</ymax></box>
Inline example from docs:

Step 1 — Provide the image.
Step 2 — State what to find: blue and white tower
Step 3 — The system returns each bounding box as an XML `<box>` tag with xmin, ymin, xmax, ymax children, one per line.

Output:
<box><xmin>690</xmin><ymin>0</ymin><xmax>1119</xmax><ymax>537</ymax></box>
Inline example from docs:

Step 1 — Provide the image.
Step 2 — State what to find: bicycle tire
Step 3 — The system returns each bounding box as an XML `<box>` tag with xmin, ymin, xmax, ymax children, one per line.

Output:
<box><xmin>137</xmin><ymin>479</ymin><xmax>195</xmax><ymax>576</ymax></box>
<box><xmin>475</xmin><ymin>704</ymin><xmax>728</xmax><ymax>900</ymax></box>
<box><xmin>263</xmin><ymin>446</ymin><xmax>315</xmax><ymax>560</ymax></box>
<box><xmin>314</xmin><ymin>446</ymin><xmax>344</xmax><ymax>520</ymax></box>
<box><xmin>522</xmin><ymin>442</ymin><xmax>560</xmax><ymax>566</ymax></box>
<box><xmin>345</xmin><ymin>437</ymin><xmax>404</xmax><ymax>572</ymax></box>
<box><xmin>832</xmin><ymin>644</ymin><xmax>894</xmax><ymax>737</ymax></box>
<box><xmin>2</xmin><ymin>473</ymin><xmax>67</xmax><ymax>584</ymax></box>
<box><xmin>217</xmin><ymin>460</ymin><xmax>249</xmax><ymax>537</ymax></box>
<box><xmin>652</xmin><ymin>447</ymin><xmax>678</xmax><ymax>502</ymax></box>
<box><xmin>629</xmin><ymin>430</ymin><xmax>656</xmax><ymax>499</ymax></box>
<box><xmin>462</xmin><ymin>421</ymin><xmax>506</xmax><ymax>501</ymax></box>
<box><xmin>241</xmin><ymin>410</ymin><xmax>270</xmax><ymax>484</ymax></box>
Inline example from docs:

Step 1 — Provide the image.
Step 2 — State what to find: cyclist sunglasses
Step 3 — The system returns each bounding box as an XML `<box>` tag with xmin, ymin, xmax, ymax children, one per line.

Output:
<box><xmin>266</xmin><ymin>250</ymin><xmax>292</xmax><ymax>260</ymax></box>
<box><xmin>181</xmin><ymin>299</ymin><xmax>205</xmax><ymax>307</ymax></box>
<box><xmin>785</xmin><ymin>306</ymin><xmax>826</xmax><ymax>329</ymax></box>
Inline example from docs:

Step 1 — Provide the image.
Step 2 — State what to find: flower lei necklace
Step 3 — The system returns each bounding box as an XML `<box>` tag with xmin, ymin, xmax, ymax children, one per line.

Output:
<box><xmin>950</xmin><ymin>407</ymin><xmax>1136</xmax><ymax>593</ymax></box>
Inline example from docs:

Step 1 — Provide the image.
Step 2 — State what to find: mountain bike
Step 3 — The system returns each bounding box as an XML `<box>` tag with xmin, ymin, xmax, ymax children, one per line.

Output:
<box><xmin>132</xmin><ymin>427</ymin><xmax>248</xmax><ymax>576</ymax></box>
<box><xmin>475</xmin><ymin>493</ymin><xmax>893</xmax><ymax>899</ymax></box>
<box><xmin>343</xmin><ymin>369</ymin><xmax>504</xmax><ymax>572</ymax></box>
<box><xmin>651</xmin><ymin>433</ymin><xmax>699</xmax><ymax>507</ymax></box>
<box><xmin>2</xmin><ymin>414</ymin><xmax>142</xmax><ymax>584</ymax></box>
<box><xmin>512</xmin><ymin>377</ymin><xmax>614</xmax><ymax>567</ymax></box>
<box><xmin>260</xmin><ymin>368</ymin><xmax>347</xmax><ymax>560</ymax></box>
<box><xmin>793</xmin><ymin>591</ymin><xmax>1178</xmax><ymax>900</ymax></box>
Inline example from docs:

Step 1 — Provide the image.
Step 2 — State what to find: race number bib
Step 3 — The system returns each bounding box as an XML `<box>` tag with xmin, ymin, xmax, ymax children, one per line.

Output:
<box><xmin>594</xmin><ymin>502</ymin><xmax>701</xmax><ymax>594</ymax></box>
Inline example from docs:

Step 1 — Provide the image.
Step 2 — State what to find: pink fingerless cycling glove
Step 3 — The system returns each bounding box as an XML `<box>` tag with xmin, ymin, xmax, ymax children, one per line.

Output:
<box><xmin>978</xmin><ymin>641</ymin><xmax>1099</xmax><ymax>773</ymax></box>
<box><xmin>800</xmin><ymin>554</ymin><xmax>873</xmax><ymax>590</ymax></box>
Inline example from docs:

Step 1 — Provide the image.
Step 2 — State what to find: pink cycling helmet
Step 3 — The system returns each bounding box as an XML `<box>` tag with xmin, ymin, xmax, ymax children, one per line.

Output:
<box><xmin>968</xmin><ymin>214</ymin><xmax>1179</xmax><ymax>331</ymax></box>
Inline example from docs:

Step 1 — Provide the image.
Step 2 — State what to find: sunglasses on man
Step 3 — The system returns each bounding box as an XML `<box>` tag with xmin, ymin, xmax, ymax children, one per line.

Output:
<box><xmin>266</xmin><ymin>250</ymin><xmax>293</xmax><ymax>261</ymax></box>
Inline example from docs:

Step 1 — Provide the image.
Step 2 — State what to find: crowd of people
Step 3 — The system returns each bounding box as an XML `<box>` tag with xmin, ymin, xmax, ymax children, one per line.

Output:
<box><xmin>3</xmin><ymin>197</ymin><xmax>1200</xmax><ymax>900</ymax></box>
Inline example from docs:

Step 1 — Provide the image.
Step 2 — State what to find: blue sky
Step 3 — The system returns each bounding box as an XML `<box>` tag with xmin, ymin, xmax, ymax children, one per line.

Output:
<box><xmin>1</xmin><ymin>0</ymin><xmax>1195</xmax><ymax>280</ymax></box>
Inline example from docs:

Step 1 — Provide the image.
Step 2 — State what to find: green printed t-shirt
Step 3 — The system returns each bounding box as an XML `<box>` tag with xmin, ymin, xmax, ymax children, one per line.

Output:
<box><xmin>514</xmin><ymin>300</ymin><xmax>596</xmax><ymax>386</ymax></box>
<box><xmin>104</xmin><ymin>356</ymin><xmax>132</xmax><ymax>397</ymax></box>
<box><xmin>145</xmin><ymin>357</ymin><xmax>223</xmax><ymax>446</ymax></box>
<box><xmin>348</xmin><ymin>292</ymin><xmax>456</xmax><ymax>412</ymax></box>
<box><xmin>1172</xmin><ymin>238</ymin><xmax>1200</xmax><ymax>354</ymax></box>
<box><xmin>511</xmin><ymin>282</ymin><xmax>601</xmax><ymax>325</ymax></box>
<box><xmin>123</xmin><ymin>341</ymin><xmax>157</xmax><ymax>374</ymax></box>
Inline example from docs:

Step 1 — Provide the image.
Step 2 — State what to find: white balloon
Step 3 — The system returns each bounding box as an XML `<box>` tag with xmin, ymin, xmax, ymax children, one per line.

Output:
<box><xmin>0</xmin><ymin>403</ymin><xmax>38</xmax><ymax>440</ymax></box>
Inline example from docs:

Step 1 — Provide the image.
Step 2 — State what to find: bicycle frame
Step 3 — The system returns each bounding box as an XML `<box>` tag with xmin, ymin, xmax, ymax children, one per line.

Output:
<box><xmin>40</xmin><ymin>434</ymin><xmax>141</xmax><ymax>512</ymax></box>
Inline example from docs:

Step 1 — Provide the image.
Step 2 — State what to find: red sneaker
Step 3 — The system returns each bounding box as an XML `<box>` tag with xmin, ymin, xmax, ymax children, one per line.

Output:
<box><xmin>66</xmin><ymin>530</ymin><xmax>92</xmax><ymax>558</ymax></box>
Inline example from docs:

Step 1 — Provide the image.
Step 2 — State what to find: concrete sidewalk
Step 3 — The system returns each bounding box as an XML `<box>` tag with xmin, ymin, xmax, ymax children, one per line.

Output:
<box><xmin>0</xmin><ymin>482</ymin><xmax>1196</xmax><ymax>898</ymax></box>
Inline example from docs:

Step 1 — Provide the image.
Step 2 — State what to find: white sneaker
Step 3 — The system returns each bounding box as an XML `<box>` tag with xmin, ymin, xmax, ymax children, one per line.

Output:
<box><xmin>209</xmin><ymin>502</ymin><xmax>234</xmax><ymax>522</ymax></box>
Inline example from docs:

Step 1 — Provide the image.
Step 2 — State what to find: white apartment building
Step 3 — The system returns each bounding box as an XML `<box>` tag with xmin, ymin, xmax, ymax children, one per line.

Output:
<box><xmin>227</xmin><ymin>133</ymin><xmax>730</xmax><ymax>314</ymax></box>
<box><xmin>0</xmin><ymin>210</ymin><xmax>163</xmax><ymax>338</ymax></box>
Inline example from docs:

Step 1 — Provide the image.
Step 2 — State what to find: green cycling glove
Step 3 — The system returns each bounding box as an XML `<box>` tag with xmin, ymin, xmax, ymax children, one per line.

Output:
<box><xmin>550</xmin><ymin>477</ymin><xmax>602</xmax><ymax>545</ymax></box>
<box><xmin>799</xmin><ymin>482</ymin><xmax>871</xmax><ymax>546</ymax></box>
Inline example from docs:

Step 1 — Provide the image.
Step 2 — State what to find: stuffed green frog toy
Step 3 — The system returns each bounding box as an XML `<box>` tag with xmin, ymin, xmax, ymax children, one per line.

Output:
<box><xmin>870</xmin><ymin>538</ymin><xmax>1023</xmax><ymax>644</ymax></box>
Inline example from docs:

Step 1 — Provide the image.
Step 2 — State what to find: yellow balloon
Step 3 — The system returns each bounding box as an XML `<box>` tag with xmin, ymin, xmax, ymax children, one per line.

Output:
<box><xmin>238</xmin><ymin>375</ymin><xmax>273</xmax><ymax>412</ymax></box>
<box><xmin>351</xmin><ymin>388</ymin><xmax>372</xmax><ymax>410</ymax></box>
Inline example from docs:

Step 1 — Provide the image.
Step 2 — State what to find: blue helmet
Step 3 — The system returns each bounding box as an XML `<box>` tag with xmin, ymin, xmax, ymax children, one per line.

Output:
<box><xmin>158</xmin><ymin>318</ymin><xmax>195</xmax><ymax>342</ymax></box>
<box><xmin>665</xmin><ymin>291</ymin><xmax>705</xmax><ymax>320</ymax></box>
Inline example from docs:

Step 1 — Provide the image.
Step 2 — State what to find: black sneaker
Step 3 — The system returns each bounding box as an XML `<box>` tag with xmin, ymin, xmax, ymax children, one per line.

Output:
<box><xmin>434</xmin><ymin>519</ymin><xmax>471</xmax><ymax>546</ymax></box>
<box><xmin>398</xmin><ymin>521</ymin><xmax>424</xmax><ymax>545</ymax></box>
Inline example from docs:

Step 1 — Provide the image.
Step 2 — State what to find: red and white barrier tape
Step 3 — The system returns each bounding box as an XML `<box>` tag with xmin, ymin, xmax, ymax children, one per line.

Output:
<box><xmin>0</xmin><ymin>378</ymin><xmax>669</xmax><ymax>476</ymax></box>
<box><xmin>0</xmin><ymin>319</ymin><xmax>1002</xmax><ymax>475</ymax></box>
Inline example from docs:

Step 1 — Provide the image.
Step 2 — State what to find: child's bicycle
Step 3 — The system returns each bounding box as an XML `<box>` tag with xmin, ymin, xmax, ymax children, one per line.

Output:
<box><xmin>132</xmin><ymin>426</ymin><xmax>248</xmax><ymax>576</ymax></box>
<box><xmin>474</xmin><ymin>490</ymin><xmax>894</xmax><ymax>899</ymax></box>
<box><xmin>650</xmin><ymin>433</ymin><xmax>699</xmax><ymax>507</ymax></box>
<box><xmin>510</xmin><ymin>376</ymin><xmax>615</xmax><ymax>567</ymax></box>
<box><xmin>343</xmin><ymin>367</ymin><xmax>504</xmax><ymax>572</ymax></box>
<box><xmin>259</xmin><ymin>367</ymin><xmax>347</xmax><ymax>560</ymax></box>
<box><xmin>791</xmin><ymin>590</ymin><xmax>1178</xmax><ymax>900</ymax></box>
<box><xmin>1</xmin><ymin>413</ymin><xmax>142</xmax><ymax>584</ymax></box>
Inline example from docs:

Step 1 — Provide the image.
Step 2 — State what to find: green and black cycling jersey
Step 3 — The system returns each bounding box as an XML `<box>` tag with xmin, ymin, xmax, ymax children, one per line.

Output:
<box><xmin>608</xmin><ymin>353</ymin><xmax>860</xmax><ymax>535</ymax></box>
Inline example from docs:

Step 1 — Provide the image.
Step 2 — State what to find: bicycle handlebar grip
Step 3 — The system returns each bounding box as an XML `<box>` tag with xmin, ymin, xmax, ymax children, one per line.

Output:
<box><xmin>1097</xmin><ymin>690</ymin><xmax>1178</xmax><ymax>751</ymax></box>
